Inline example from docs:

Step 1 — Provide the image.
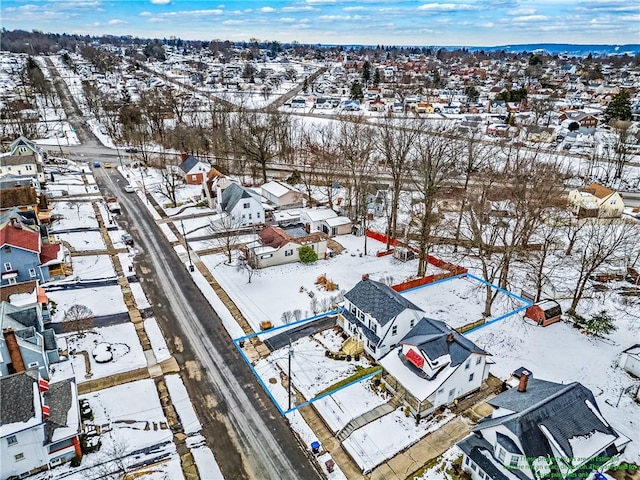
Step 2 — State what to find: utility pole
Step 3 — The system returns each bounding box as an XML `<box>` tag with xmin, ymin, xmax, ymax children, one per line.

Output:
<box><xmin>181</xmin><ymin>220</ymin><xmax>194</xmax><ymax>272</ymax></box>
<box><xmin>288</xmin><ymin>338</ymin><xmax>293</xmax><ymax>411</ymax></box>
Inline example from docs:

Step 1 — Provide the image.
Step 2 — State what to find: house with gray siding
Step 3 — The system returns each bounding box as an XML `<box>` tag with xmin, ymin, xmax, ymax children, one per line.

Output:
<box><xmin>218</xmin><ymin>182</ymin><xmax>265</xmax><ymax>227</ymax></box>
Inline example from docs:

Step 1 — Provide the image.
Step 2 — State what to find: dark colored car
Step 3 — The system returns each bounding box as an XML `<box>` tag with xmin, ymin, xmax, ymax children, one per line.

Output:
<box><xmin>125</xmin><ymin>147</ymin><xmax>139</xmax><ymax>153</ymax></box>
<box><xmin>121</xmin><ymin>234</ymin><xmax>134</xmax><ymax>246</ymax></box>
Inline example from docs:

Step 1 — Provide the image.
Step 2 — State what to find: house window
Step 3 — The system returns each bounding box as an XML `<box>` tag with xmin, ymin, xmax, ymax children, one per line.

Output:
<box><xmin>6</xmin><ymin>435</ymin><xmax>17</xmax><ymax>446</ymax></box>
<box><xmin>28</xmin><ymin>362</ymin><xmax>39</xmax><ymax>368</ymax></box>
<box><xmin>29</xmin><ymin>268</ymin><xmax>37</xmax><ymax>278</ymax></box>
<box><xmin>3</xmin><ymin>262</ymin><xmax>11</xmax><ymax>271</ymax></box>
<box><xmin>15</xmin><ymin>453</ymin><xmax>25</xmax><ymax>461</ymax></box>
<box><xmin>469</xmin><ymin>373</ymin><xmax>475</xmax><ymax>382</ymax></box>
<box><xmin>465</xmin><ymin>456</ymin><xmax>470</xmax><ymax>466</ymax></box>
<box><xmin>509</xmin><ymin>455</ymin><xmax>519</xmax><ymax>468</ymax></box>
<box><xmin>285</xmin><ymin>249</ymin><xmax>293</xmax><ymax>257</ymax></box>
<box><xmin>249</xmin><ymin>214</ymin><xmax>252</xmax><ymax>220</ymax></box>
<box><xmin>260</xmin><ymin>254</ymin><xmax>273</xmax><ymax>259</ymax></box>
<box><xmin>242</xmin><ymin>214</ymin><xmax>246</xmax><ymax>219</ymax></box>
<box><xmin>471</xmin><ymin>462</ymin><xmax>477</xmax><ymax>472</ymax></box>
<box><xmin>410</xmin><ymin>318</ymin><xmax>415</xmax><ymax>328</ymax></box>
<box><xmin>465</xmin><ymin>360</ymin><xmax>470</xmax><ymax>370</ymax></box>
<box><xmin>350</xmin><ymin>305</ymin><xmax>356</xmax><ymax>315</ymax></box>
<box><xmin>391</xmin><ymin>325</ymin><xmax>398</xmax><ymax>336</ymax></box>
<box><xmin>243</xmin><ymin>202</ymin><xmax>250</xmax><ymax>209</ymax></box>
<box><xmin>611</xmin><ymin>200</ymin><xmax>616</xmax><ymax>205</ymax></box>
<box><xmin>8</xmin><ymin>277</ymin><xmax>16</xmax><ymax>285</ymax></box>
<box><xmin>476</xmin><ymin>356</ymin><xmax>482</xmax><ymax>365</ymax></box>
<box><xmin>497</xmin><ymin>446</ymin><xmax>506</xmax><ymax>463</ymax></box>
<box><xmin>257</xmin><ymin>212</ymin><xmax>261</xmax><ymax>218</ymax></box>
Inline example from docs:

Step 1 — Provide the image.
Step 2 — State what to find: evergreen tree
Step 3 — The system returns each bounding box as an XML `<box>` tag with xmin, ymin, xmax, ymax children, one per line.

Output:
<box><xmin>350</xmin><ymin>80</ymin><xmax>364</xmax><ymax>100</ymax></box>
<box><xmin>604</xmin><ymin>90</ymin><xmax>632</xmax><ymax>123</ymax></box>
<box><xmin>373</xmin><ymin>68</ymin><xmax>381</xmax><ymax>87</ymax></box>
<box><xmin>362</xmin><ymin>61</ymin><xmax>371</xmax><ymax>85</ymax></box>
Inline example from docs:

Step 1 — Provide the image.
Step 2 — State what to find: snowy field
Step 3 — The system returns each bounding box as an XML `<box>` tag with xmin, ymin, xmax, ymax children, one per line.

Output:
<box><xmin>52</xmin><ymin>323</ymin><xmax>146</xmax><ymax>381</ymax></box>
<box><xmin>55</xmin><ymin>231</ymin><xmax>107</xmax><ymax>251</ymax></box>
<box><xmin>202</xmin><ymin>234</ymin><xmax>442</xmax><ymax>332</ymax></box>
<box><xmin>47</xmin><ymin>284</ymin><xmax>127</xmax><ymax>322</ymax></box>
<box><xmin>401</xmin><ymin>275</ymin><xmax>528</xmax><ymax>328</ymax></box>
<box><xmin>343</xmin><ymin>409</ymin><xmax>455</xmax><ymax>473</ymax></box>
<box><xmin>49</xmin><ymin>200</ymin><xmax>99</xmax><ymax>231</ymax></box>
<box><xmin>65</xmin><ymin>255</ymin><xmax>116</xmax><ymax>281</ymax></box>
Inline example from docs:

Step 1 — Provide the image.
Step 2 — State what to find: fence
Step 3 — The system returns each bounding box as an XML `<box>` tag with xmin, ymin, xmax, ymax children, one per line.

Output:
<box><xmin>366</xmin><ymin>230</ymin><xmax>468</xmax><ymax>291</ymax></box>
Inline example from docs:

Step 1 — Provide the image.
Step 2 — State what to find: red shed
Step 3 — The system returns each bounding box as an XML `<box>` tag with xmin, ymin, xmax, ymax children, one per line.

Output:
<box><xmin>524</xmin><ymin>299</ymin><xmax>562</xmax><ymax>327</ymax></box>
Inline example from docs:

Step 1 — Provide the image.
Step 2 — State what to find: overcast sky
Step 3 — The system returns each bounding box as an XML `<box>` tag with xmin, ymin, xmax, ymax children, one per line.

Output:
<box><xmin>2</xmin><ymin>0</ymin><xmax>639</xmax><ymax>46</ymax></box>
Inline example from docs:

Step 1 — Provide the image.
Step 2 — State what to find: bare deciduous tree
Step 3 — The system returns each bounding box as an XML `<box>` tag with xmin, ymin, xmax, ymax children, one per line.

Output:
<box><xmin>63</xmin><ymin>304</ymin><xmax>94</xmax><ymax>336</ymax></box>
<box><xmin>210</xmin><ymin>214</ymin><xmax>242</xmax><ymax>264</ymax></box>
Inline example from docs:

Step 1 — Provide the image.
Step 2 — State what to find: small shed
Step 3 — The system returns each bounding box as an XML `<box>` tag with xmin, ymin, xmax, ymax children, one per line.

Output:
<box><xmin>619</xmin><ymin>345</ymin><xmax>640</xmax><ymax>377</ymax></box>
<box><xmin>524</xmin><ymin>299</ymin><xmax>562</xmax><ymax>327</ymax></box>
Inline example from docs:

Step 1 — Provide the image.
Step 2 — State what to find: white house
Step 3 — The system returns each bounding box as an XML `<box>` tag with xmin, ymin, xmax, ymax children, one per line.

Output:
<box><xmin>457</xmin><ymin>373</ymin><xmax>629</xmax><ymax>480</ymax></box>
<box><xmin>338</xmin><ymin>276</ymin><xmax>424</xmax><ymax>360</ymax></box>
<box><xmin>300</xmin><ymin>207</ymin><xmax>352</xmax><ymax>237</ymax></box>
<box><xmin>619</xmin><ymin>344</ymin><xmax>640</xmax><ymax>377</ymax></box>
<box><xmin>567</xmin><ymin>183</ymin><xmax>624</xmax><ymax>218</ymax></box>
<box><xmin>247</xmin><ymin>226</ymin><xmax>328</xmax><ymax>269</ymax></box>
<box><xmin>218</xmin><ymin>183</ymin><xmax>264</xmax><ymax>227</ymax></box>
<box><xmin>261</xmin><ymin>181</ymin><xmax>304</xmax><ymax>209</ymax></box>
<box><xmin>379</xmin><ymin>317</ymin><xmax>491</xmax><ymax>417</ymax></box>
<box><xmin>177</xmin><ymin>155</ymin><xmax>210</xmax><ymax>185</ymax></box>
<box><xmin>0</xmin><ymin>370</ymin><xmax>81</xmax><ymax>479</ymax></box>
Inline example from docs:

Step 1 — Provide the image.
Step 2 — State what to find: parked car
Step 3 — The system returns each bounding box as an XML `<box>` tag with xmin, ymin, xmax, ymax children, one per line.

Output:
<box><xmin>125</xmin><ymin>147</ymin><xmax>139</xmax><ymax>153</ymax></box>
<box><xmin>121</xmin><ymin>234</ymin><xmax>134</xmax><ymax>246</ymax></box>
<box><xmin>124</xmin><ymin>185</ymin><xmax>135</xmax><ymax>193</ymax></box>
<box><xmin>104</xmin><ymin>163</ymin><xmax>112</xmax><ymax>168</ymax></box>
<box><xmin>93</xmin><ymin>162</ymin><xmax>101</xmax><ymax>167</ymax></box>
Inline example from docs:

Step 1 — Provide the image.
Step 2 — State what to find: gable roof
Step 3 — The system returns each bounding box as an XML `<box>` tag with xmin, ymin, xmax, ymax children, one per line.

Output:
<box><xmin>0</xmin><ymin>301</ymin><xmax>41</xmax><ymax>331</ymax></box>
<box><xmin>259</xmin><ymin>226</ymin><xmax>291</xmax><ymax>248</ymax></box>
<box><xmin>262</xmin><ymin>180</ymin><xmax>298</xmax><ymax>198</ymax></box>
<box><xmin>0</xmin><ymin>223</ymin><xmax>40</xmax><ymax>252</ymax></box>
<box><xmin>345</xmin><ymin>278</ymin><xmax>422</xmax><ymax>326</ymax></box>
<box><xmin>44</xmin><ymin>378</ymin><xmax>79</xmax><ymax>443</ymax></box>
<box><xmin>477</xmin><ymin>379</ymin><xmax>619</xmax><ymax>464</ymax></box>
<box><xmin>220</xmin><ymin>183</ymin><xmax>261</xmax><ymax>212</ymax></box>
<box><xmin>40</xmin><ymin>243</ymin><xmax>62</xmax><ymax>265</ymax></box>
<box><xmin>178</xmin><ymin>155</ymin><xmax>207</xmax><ymax>174</ymax></box>
<box><xmin>0</xmin><ymin>154</ymin><xmax>38</xmax><ymax>166</ymax></box>
<box><xmin>583</xmin><ymin>183</ymin><xmax>616</xmax><ymax>200</ymax></box>
<box><xmin>400</xmin><ymin>317</ymin><xmax>489</xmax><ymax>367</ymax></box>
<box><xmin>10</xmin><ymin>136</ymin><xmax>41</xmax><ymax>155</ymax></box>
<box><xmin>0</xmin><ymin>186</ymin><xmax>39</xmax><ymax>210</ymax></box>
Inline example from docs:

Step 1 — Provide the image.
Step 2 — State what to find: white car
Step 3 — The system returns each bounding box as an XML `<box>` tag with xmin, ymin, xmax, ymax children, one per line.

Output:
<box><xmin>124</xmin><ymin>185</ymin><xmax>135</xmax><ymax>193</ymax></box>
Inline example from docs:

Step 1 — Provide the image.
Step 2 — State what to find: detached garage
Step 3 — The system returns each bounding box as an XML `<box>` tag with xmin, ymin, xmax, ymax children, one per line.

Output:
<box><xmin>524</xmin><ymin>299</ymin><xmax>562</xmax><ymax>327</ymax></box>
<box><xmin>619</xmin><ymin>345</ymin><xmax>640</xmax><ymax>377</ymax></box>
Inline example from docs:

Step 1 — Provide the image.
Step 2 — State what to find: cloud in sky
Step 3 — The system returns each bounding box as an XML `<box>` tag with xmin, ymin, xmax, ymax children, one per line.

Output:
<box><xmin>0</xmin><ymin>0</ymin><xmax>637</xmax><ymax>45</ymax></box>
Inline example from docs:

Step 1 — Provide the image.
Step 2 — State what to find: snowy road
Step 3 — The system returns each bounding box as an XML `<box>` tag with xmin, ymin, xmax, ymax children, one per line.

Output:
<box><xmin>94</xmin><ymin>167</ymin><xmax>321</xmax><ymax>480</ymax></box>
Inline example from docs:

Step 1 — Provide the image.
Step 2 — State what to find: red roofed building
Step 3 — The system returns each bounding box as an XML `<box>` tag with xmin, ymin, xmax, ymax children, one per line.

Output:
<box><xmin>0</xmin><ymin>220</ymin><xmax>67</xmax><ymax>286</ymax></box>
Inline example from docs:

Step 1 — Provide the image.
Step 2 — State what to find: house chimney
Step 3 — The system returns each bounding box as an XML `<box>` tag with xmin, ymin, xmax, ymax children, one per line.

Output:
<box><xmin>518</xmin><ymin>371</ymin><xmax>530</xmax><ymax>393</ymax></box>
<box><xmin>180</xmin><ymin>152</ymin><xmax>188</xmax><ymax>161</ymax></box>
<box><xmin>362</xmin><ymin>273</ymin><xmax>369</xmax><ymax>281</ymax></box>
<box><xmin>3</xmin><ymin>328</ymin><xmax>26</xmax><ymax>373</ymax></box>
<box><xmin>447</xmin><ymin>333</ymin><xmax>454</xmax><ymax>343</ymax></box>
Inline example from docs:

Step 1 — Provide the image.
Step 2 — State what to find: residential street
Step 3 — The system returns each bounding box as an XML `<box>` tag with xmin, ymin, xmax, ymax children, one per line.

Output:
<box><xmin>92</xmin><ymin>166</ymin><xmax>321</xmax><ymax>480</ymax></box>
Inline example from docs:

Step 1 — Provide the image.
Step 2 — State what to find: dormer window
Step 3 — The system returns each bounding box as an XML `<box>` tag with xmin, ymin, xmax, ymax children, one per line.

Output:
<box><xmin>496</xmin><ymin>446</ymin><xmax>506</xmax><ymax>463</ymax></box>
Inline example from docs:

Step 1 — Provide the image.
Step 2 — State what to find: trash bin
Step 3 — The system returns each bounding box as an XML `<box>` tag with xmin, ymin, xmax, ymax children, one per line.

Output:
<box><xmin>311</xmin><ymin>441</ymin><xmax>320</xmax><ymax>454</ymax></box>
<box><xmin>325</xmin><ymin>459</ymin><xmax>335</xmax><ymax>473</ymax></box>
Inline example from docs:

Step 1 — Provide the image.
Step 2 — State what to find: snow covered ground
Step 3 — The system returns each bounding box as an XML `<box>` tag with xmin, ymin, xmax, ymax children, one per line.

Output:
<box><xmin>50</xmin><ymin>201</ymin><xmax>99</xmax><ymax>231</ymax></box>
<box><xmin>52</xmin><ymin>323</ymin><xmax>146</xmax><ymax>382</ymax></box>
<box><xmin>144</xmin><ymin>318</ymin><xmax>172</xmax><ymax>363</ymax></box>
<box><xmin>47</xmin><ymin>284</ymin><xmax>128</xmax><ymax>322</ymax></box>
<box><xmin>61</xmin><ymin>255</ymin><xmax>116</xmax><ymax>281</ymax></box>
<box><xmin>55</xmin><ymin>231</ymin><xmax>107</xmax><ymax>251</ymax></box>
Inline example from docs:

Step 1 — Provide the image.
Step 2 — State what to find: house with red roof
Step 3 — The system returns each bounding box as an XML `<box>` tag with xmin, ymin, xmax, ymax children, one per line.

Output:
<box><xmin>0</xmin><ymin>218</ymin><xmax>67</xmax><ymax>286</ymax></box>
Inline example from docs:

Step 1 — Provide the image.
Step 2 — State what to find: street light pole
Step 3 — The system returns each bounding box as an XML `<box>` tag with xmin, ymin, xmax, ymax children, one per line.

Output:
<box><xmin>181</xmin><ymin>220</ymin><xmax>194</xmax><ymax>272</ymax></box>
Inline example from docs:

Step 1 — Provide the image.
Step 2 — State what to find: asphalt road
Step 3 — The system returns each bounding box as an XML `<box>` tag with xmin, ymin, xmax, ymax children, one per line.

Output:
<box><xmin>93</xmin><ymin>166</ymin><xmax>321</xmax><ymax>480</ymax></box>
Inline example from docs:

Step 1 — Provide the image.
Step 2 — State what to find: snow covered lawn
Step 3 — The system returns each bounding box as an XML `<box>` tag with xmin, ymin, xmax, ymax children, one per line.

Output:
<box><xmin>50</xmin><ymin>201</ymin><xmax>99</xmax><ymax>230</ymax></box>
<box><xmin>47</xmin><ymin>284</ymin><xmax>127</xmax><ymax>322</ymax></box>
<box><xmin>165</xmin><ymin>375</ymin><xmax>201</xmax><ymax>435</ymax></box>
<box><xmin>144</xmin><ymin>318</ymin><xmax>171</xmax><ymax>362</ymax></box>
<box><xmin>130</xmin><ymin>282</ymin><xmax>151</xmax><ymax>309</ymax></box>
<box><xmin>401</xmin><ymin>275</ymin><xmax>528</xmax><ymax>328</ymax></box>
<box><xmin>56</xmin><ymin>231</ymin><xmax>107</xmax><ymax>251</ymax></box>
<box><xmin>202</xmin><ymin>234</ymin><xmax>440</xmax><ymax>332</ymax></box>
<box><xmin>343</xmin><ymin>409</ymin><xmax>455</xmax><ymax>473</ymax></box>
<box><xmin>52</xmin><ymin>323</ymin><xmax>146</xmax><ymax>381</ymax></box>
<box><xmin>67</xmin><ymin>255</ymin><xmax>116</xmax><ymax>280</ymax></box>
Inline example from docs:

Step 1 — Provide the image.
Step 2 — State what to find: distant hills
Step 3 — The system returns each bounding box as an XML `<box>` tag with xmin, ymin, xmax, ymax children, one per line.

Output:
<box><xmin>464</xmin><ymin>44</ymin><xmax>640</xmax><ymax>56</ymax></box>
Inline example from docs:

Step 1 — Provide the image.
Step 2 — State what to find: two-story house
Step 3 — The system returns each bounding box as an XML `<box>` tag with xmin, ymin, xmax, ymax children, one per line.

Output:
<box><xmin>178</xmin><ymin>155</ymin><xmax>210</xmax><ymax>185</ymax></box>
<box><xmin>338</xmin><ymin>276</ymin><xmax>424</xmax><ymax>360</ymax></box>
<box><xmin>567</xmin><ymin>183</ymin><xmax>624</xmax><ymax>218</ymax></box>
<box><xmin>0</xmin><ymin>217</ymin><xmax>67</xmax><ymax>286</ymax></box>
<box><xmin>261</xmin><ymin>181</ymin><xmax>304</xmax><ymax>209</ymax></box>
<box><xmin>379</xmin><ymin>317</ymin><xmax>491</xmax><ymax>418</ymax></box>
<box><xmin>457</xmin><ymin>372</ymin><xmax>630</xmax><ymax>480</ymax></box>
<box><xmin>299</xmin><ymin>207</ymin><xmax>352</xmax><ymax>237</ymax></box>
<box><xmin>0</xmin><ymin>370</ymin><xmax>81</xmax><ymax>479</ymax></box>
<box><xmin>218</xmin><ymin>183</ymin><xmax>265</xmax><ymax>227</ymax></box>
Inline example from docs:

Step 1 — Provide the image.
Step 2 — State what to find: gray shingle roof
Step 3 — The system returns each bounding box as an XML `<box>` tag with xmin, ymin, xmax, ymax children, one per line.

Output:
<box><xmin>0</xmin><ymin>370</ymin><xmax>38</xmax><ymax>427</ymax></box>
<box><xmin>476</xmin><ymin>379</ymin><xmax>620</xmax><ymax>467</ymax></box>
<box><xmin>178</xmin><ymin>155</ymin><xmax>203</xmax><ymax>174</ymax></box>
<box><xmin>344</xmin><ymin>279</ymin><xmax>421</xmax><ymax>326</ymax></box>
<box><xmin>400</xmin><ymin>317</ymin><xmax>489</xmax><ymax>366</ymax></box>
<box><xmin>44</xmin><ymin>378</ymin><xmax>76</xmax><ymax>443</ymax></box>
<box><xmin>220</xmin><ymin>183</ymin><xmax>258</xmax><ymax>212</ymax></box>
<box><xmin>496</xmin><ymin>431</ymin><xmax>522</xmax><ymax>454</ymax></box>
<box><xmin>457</xmin><ymin>433</ymin><xmax>528</xmax><ymax>480</ymax></box>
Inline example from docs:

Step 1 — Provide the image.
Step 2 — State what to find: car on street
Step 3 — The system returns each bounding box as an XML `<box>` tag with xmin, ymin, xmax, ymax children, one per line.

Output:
<box><xmin>121</xmin><ymin>233</ymin><xmax>134</xmax><ymax>246</ymax></box>
<box><xmin>124</xmin><ymin>184</ymin><xmax>135</xmax><ymax>193</ymax></box>
<box><xmin>104</xmin><ymin>163</ymin><xmax>113</xmax><ymax>168</ymax></box>
<box><xmin>93</xmin><ymin>162</ymin><xmax>100</xmax><ymax>167</ymax></box>
<box><xmin>125</xmin><ymin>147</ymin><xmax>139</xmax><ymax>153</ymax></box>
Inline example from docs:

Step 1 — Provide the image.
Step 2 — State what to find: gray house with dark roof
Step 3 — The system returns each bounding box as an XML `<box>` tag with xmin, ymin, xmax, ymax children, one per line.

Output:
<box><xmin>379</xmin><ymin>317</ymin><xmax>491</xmax><ymax>417</ymax></box>
<box><xmin>338</xmin><ymin>276</ymin><xmax>424</xmax><ymax>360</ymax></box>
<box><xmin>177</xmin><ymin>155</ymin><xmax>210</xmax><ymax>185</ymax></box>
<box><xmin>457</xmin><ymin>373</ymin><xmax>630</xmax><ymax>480</ymax></box>
<box><xmin>0</xmin><ymin>370</ymin><xmax>81</xmax><ymax>479</ymax></box>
